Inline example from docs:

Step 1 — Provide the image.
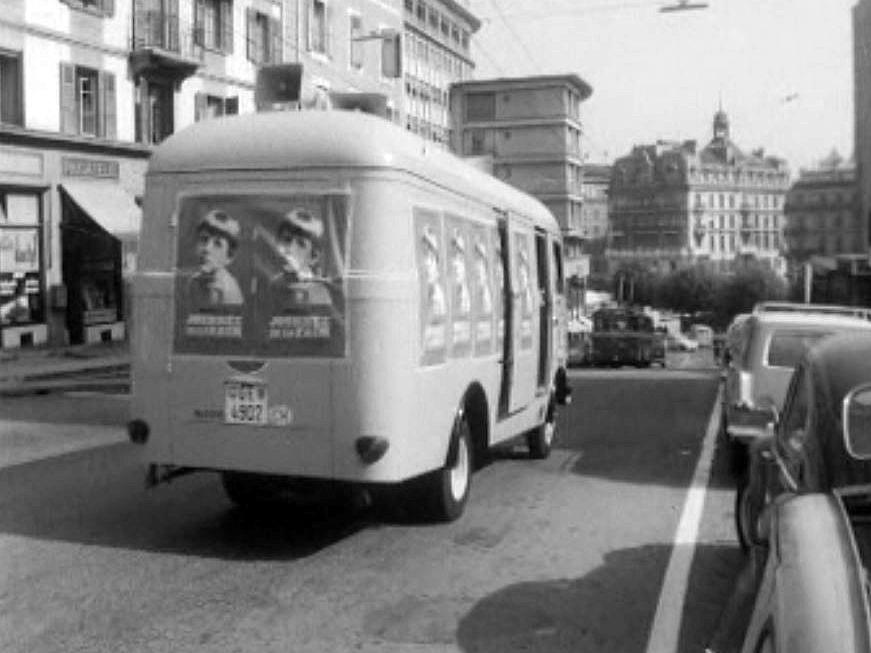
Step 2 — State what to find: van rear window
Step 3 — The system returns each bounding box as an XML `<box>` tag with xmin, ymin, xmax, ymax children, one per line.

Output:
<box><xmin>766</xmin><ymin>331</ymin><xmax>829</xmax><ymax>368</ymax></box>
<box><xmin>173</xmin><ymin>193</ymin><xmax>348</xmax><ymax>357</ymax></box>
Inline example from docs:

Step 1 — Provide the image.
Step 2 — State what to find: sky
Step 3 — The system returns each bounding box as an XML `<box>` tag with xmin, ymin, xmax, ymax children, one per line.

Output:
<box><xmin>467</xmin><ymin>0</ymin><xmax>857</xmax><ymax>174</ymax></box>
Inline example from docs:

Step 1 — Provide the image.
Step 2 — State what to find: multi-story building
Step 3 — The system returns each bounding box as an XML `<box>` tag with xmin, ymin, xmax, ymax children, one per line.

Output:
<box><xmin>784</xmin><ymin>152</ymin><xmax>863</xmax><ymax>262</ymax></box>
<box><xmin>579</xmin><ymin>163</ymin><xmax>610</xmax><ymax>284</ymax></box>
<box><xmin>448</xmin><ymin>74</ymin><xmax>593</xmax><ymax>279</ymax></box>
<box><xmin>854</xmin><ymin>0</ymin><xmax>871</xmax><ymax>253</ymax></box>
<box><xmin>402</xmin><ymin>0</ymin><xmax>479</xmax><ymax>146</ymax></box>
<box><xmin>0</xmin><ymin>0</ymin><xmax>402</xmax><ymax>350</ymax></box>
<box><xmin>608</xmin><ymin>109</ymin><xmax>790</xmax><ymax>277</ymax></box>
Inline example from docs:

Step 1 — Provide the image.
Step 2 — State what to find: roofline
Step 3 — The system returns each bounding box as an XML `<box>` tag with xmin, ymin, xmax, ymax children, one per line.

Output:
<box><xmin>452</xmin><ymin>74</ymin><xmax>593</xmax><ymax>101</ymax></box>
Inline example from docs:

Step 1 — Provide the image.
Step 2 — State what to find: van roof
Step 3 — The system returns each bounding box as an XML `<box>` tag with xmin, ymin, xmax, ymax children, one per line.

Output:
<box><xmin>148</xmin><ymin>110</ymin><xmax>558</xmax><ymax>231</ymax></box>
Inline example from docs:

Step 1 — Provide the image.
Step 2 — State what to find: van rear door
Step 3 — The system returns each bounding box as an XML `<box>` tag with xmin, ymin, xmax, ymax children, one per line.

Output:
<box><xmin>166</xmin><ymin>190</ymin><xmax>349</xmax><ymax>475</ymax></box>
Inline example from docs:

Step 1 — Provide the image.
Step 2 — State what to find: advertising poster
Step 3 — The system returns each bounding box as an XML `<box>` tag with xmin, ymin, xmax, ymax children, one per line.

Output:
<box><xmin>414</xmin><ymin>209</ymin><xmax>446</xmax><ymax>366</ymax></box>
<box><xmin>446</xmin><ymin>215</ymin><xmax>472</xmax><ymax>358</ymax></box>
<box><xmin>174</xmin><ymin>193</ymin><xmax>348</xmax><ymax>357</ymax></box>
<box><xmin>0</xmin><ymin>228</ymin><xmax>39</xmax><ymax>274</ymax></box>
<box><xmin>469</xmin><ymin>223</ymin><xmax>493</xmax><ymax>357</ymax></box>
<box><xmin>514</xmin><ymin>231</ymin><xmax>534</xmax><ymax>350</ymax></box>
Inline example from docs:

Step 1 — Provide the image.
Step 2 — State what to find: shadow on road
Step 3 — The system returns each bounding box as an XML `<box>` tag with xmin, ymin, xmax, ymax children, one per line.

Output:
<box><xmin>456</xmin><ymin>542</ymin><xmax>743</xmax><ymax>653</ymax></box>
<box><xmin>0</xmin><ymin>443</ymin><xmax>371</xmax><ymax>561</ymax></box>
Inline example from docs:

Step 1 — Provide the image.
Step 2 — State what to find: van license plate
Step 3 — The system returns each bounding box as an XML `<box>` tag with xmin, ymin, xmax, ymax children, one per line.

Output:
<box><xmin>224</xmin><ymin>381</ymin><xmax>268</xmax><ymax>426</ymax></box>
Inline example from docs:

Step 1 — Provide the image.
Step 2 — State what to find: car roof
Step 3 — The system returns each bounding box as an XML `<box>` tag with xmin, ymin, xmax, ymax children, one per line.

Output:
<box><xmin>806</xmin><ymin>333</ymin><xmax>871</xmax><ymax>408</ymax></box>
<box><xmin>750</xmin><ymin>311</ymin><xmax>871</xmax><ymax>329</ymax></box>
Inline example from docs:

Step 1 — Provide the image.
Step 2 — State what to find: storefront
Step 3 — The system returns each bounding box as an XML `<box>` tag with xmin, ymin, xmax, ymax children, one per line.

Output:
<box><xmin>60</xmin><ymin>181</ymin><xmax>141</xmax><ymax>344</ymax></box>
<box><xmin>0</xmin><ymin>136</ymin><xmax>148</xmax><ymax>349</ymax></box>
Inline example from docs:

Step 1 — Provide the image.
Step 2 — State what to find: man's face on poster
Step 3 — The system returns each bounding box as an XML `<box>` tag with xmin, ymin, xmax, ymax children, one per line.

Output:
<box><xmin>196</xmin><ymin>229</ymin><xmax>234</xmax><ymax>274</ymax></box>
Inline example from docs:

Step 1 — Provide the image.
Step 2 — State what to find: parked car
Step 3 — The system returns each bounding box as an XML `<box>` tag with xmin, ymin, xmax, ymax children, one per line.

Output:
<box><xmin>712</xmin><ymin>333</ymin><xmax>871</xmax><ymax>653</ymax></box>
<box><xmin>720</xmin><ymin>309</ymin><xmax>871</xmax><ymax>477</ymax></box>
<box><xmin>689</xmin><ymin>323</ymin><xmax>714</xmax><ymax>347</ymax></box>
<box><xmin>666</xmin><ymin>331</ymin><xmax>699</xmax><ymax>352</ymax></box>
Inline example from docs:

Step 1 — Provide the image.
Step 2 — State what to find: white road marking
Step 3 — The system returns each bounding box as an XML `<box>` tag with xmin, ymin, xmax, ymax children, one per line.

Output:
<box><xmin>0</xmin><ymin>420</ymin><xmax>127</xmax><ymax>469</ymax></box>
<box><xmin>645</xmin><ymin>386</ymin><xmax>722</xmax><ymax>653</ymax></box>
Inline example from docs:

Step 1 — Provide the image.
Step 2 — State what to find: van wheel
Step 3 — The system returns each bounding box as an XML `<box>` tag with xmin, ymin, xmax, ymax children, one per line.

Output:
<box><xmin>527</xmin><ymin>397</ymin><xmax>556</xmax><ymax>459</ymax></box>
<box><xmin>420</xmin><ymin>413</ymin><xmax>472</xmax><ymax>522</ymax></box>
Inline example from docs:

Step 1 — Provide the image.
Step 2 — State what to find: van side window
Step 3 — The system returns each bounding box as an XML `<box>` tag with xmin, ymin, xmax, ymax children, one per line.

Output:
<box><xmin>552</xmin><ymin>241</ymin><xmax>564</xmax><ymax>294</ymax></box>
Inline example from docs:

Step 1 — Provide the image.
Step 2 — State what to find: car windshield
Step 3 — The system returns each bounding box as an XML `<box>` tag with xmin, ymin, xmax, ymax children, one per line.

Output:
<box><xmin>766</xmin><ymin>330</ymin><xmax>830</xmax><ymax>368</ymax></box>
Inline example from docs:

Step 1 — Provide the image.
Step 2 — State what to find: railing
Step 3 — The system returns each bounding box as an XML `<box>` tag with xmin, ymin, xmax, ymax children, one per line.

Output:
<box><xmin>131</xmin><ymin>11</ymin><xmax>198</xmax><ymax>59</ymax></box>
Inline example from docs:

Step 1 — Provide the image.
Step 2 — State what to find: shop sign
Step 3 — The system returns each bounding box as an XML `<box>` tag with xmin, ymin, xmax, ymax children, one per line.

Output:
<box><xmin>62</xmin><ymin>157</ymin><xmax>119</xmax><ymax>180</ymax></box>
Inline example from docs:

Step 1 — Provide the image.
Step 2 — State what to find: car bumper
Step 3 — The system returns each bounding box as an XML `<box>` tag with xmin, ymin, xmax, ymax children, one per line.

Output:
<box><xmin>725</xmin><ymin>405</ymin><xmax>772</xmax><ymax>443</ymax></box>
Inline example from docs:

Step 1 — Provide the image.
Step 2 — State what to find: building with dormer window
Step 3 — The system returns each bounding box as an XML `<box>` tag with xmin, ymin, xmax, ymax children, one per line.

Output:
<box><xmin>607</xmin><ymin>109</ymin><xmax>790</xmax><ymax>277</ymax></box>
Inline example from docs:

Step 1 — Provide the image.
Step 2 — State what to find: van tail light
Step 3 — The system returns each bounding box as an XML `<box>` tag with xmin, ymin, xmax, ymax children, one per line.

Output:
<box><xmin>355</xmin><ymin>436</ymin><xmax>389</xmax><ymax>464</ymax></box>
<box><xmin>128</xmin><ymin>419</ymin><xmax>150</xmax><ymax>444</ymax></box>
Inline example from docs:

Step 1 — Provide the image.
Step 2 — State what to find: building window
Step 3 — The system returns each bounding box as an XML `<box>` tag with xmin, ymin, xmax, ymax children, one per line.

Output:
<box><xmin>465</xmin><ymin>92</ymin><xmax>495</xmax><ymax>121</ymax></box>
<box><xmin>308</xmin><ymin>0</ymin><xmax>328</xmax><ymax>56</ymax></box>
<box><xmin>59</xmin><ymin>63</ymin><xmax>116</xmax><ymax>139</ymax></box>
<box><xmin>247</xmin><ymin>7</ymin><xmax>282</xmax><ymax>64</ymax></box>
<box><xmin>0</xmin><ymin>50</ymin><xmax>24</xmax><ymax>126</ymax></box>
<box><xmin>349</xmin><ymin>13</ymin><xmax>363</xmax><ymax>69</ymax></box>
<box><xmin>194</xmin><ymin>93</ymin><xmax>239</xmax><ymax>121</ymax></box>
<box><xmin>416</xmin><ymin>1</ymin><xmax>426</xmax><ymax>23</ymax></box>
<box><xmin>195</xmin><ymin>0</ymin><xmax>234</xmax><ymax>53</ymax></box>
<box><xmin>61</xmin><ymin>0</ymin><xmax>114</xmax><ymax>17</ymax></box>
<box><xmin>0</xmin><ymin>191</ymin><xmax>44</xmax><ymax>328</ymax></box>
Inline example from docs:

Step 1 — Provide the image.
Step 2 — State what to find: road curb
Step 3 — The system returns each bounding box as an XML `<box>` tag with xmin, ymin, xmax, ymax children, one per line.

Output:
<box><xmin>0</xmin><ymin>363</ymin><xmax>130</xmax><ymax>397</ymax></box>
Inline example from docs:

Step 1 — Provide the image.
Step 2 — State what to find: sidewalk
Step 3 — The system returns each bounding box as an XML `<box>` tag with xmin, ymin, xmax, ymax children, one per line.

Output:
<box><xmin>0</xmin><ymin>341</ymin><xmax>130</xmax><ymax>397</ymax></box>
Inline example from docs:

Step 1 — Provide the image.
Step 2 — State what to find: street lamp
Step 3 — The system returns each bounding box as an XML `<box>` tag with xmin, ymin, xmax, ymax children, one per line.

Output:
<box><xmin>659</xmin><ymin>1</ymin><xmax>709</xmax><ymax>13</ymax></box>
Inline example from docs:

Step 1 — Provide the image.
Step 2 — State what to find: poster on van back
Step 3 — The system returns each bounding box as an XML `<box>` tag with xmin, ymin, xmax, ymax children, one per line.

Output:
<box><xmin>469</xmin><ymin>224</ymin><xmax>493</xmax><ymax>356</ymax></box>
<box><xmin>446</xmin><ymin>216</ymin><xmax>472</xmax><ymax>359</ymax></box>
<box><xmin>174</xmin><ymin>193</ymin><xmax>348</xmax><ymax>357</ymax></box>
<box><xmin>414</xmin><ymin>209</ymin><xmax>446</xmax><ymax>366</ymax></box>
<box><xmin>514</xmin><ymin>231</ymin><xmax>534</xmax><ymax>351</ymax></box>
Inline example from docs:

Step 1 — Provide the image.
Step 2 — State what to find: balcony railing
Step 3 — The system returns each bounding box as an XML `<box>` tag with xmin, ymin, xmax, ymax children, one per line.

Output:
<box><xmin>130</xmin><ymin>11</ymin><xmax>201</xmax><ymax>78</ymax></box>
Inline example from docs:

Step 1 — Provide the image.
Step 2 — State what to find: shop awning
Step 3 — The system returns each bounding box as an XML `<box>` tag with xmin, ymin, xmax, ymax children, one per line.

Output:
<box><xmin>59</xmin><ymin>182</ymin><xmax>141</xmax><ymax>242</ymax></box>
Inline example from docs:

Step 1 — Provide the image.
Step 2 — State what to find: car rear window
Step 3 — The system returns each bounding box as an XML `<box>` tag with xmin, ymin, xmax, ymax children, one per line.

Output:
<box><xmin>766</xmin><ymin>330</ymin><xmax>830</xmax><ymax>368</ymax></box>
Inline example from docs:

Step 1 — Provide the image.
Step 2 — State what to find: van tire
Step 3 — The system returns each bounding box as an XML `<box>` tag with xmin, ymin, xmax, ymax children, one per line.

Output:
<box><xmin>420</xmin><ymin>412</ymin><xmax>472</xmax><ymax>522</ymax></box>
<box><xmin>527</xmin><ymin>396</ymin><xmax>556</xmax><ymax>459</ymax></box>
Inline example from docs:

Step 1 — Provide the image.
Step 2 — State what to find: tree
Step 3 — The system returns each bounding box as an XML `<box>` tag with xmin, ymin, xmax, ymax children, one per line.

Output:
<box><xmin>714</xmin><ymin>260</ymin><xmax>788</xmax><ymax>325</ymax></box>
<box><xmin>658</xmin><ymin>264</ymin><xmax>720</xmax><ymax>315</ymax></box>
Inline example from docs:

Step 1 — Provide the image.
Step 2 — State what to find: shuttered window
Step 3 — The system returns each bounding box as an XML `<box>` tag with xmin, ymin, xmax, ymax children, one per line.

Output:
<box><xmin>58</xmin><ymin>63</ymin><xmax>116</xmax><ymax>139</ymax></box>
<box><xmin>246</xmin><ymin>8</ymin><xmax>282</xmax><ymax>64</ymax></box>
<box><xmin>194</xmin><ymin>93</ymin><xmax>240</xmax><ymax>121</ymax></box>
<box><xmin>62</xmin><ymin>0</ymin><xmax>114</xmax><ymax>17</ymax></box>
<box><xmin>0</xmin><ymin>50</ymin><xmax>23</xmax><ymax>126</ymax></box>
<box><xmin>194</xmin><ymin>0</ymin><xmax>234</xmax><ymax>53</ymax></box>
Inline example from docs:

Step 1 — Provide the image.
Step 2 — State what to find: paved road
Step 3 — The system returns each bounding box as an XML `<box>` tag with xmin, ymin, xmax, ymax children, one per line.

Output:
<box><xmin>0</xmin><ymin>361</ymin><xmax>739</xmax><ymax>653</ymax></box>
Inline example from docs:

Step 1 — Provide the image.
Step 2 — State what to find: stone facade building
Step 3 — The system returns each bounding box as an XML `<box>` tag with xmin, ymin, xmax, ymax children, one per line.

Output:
<box><xmin>784</xmin><ymin>153</ymin><xmax>863</xmax><ymax>262</ymax></box>
<box><xmin>608</xmin><ymin>110</ymin><xmax>790</xmax><ymax>277</ymax></box>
